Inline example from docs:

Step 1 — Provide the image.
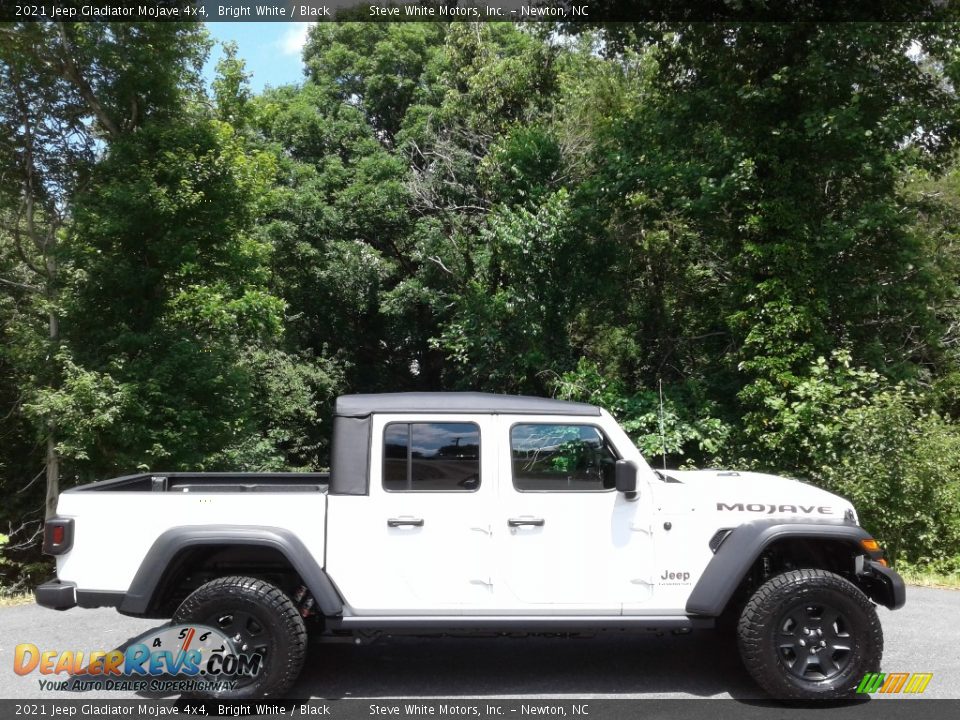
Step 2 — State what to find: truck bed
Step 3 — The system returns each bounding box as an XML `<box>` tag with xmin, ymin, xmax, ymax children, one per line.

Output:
<box><xmin>68</xmin><ymin>471</ymin><xmax>329</xmax><ymax>493</ymax></box>
<box><xmin>54</xmin><ymin>472</ymin><xmax>330</xmax><ymax>598</ymax></box>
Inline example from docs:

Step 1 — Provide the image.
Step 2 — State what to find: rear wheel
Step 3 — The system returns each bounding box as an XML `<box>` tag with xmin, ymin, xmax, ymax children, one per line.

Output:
<box><xmin>173</xmin><ymin>576</ymin><xmax>306</xmax><ymax>699</ymax></box>
<box><xmin>737</xmin><ymin>569</ymin><xmax>882</xmax><ymax>699</ymax></box>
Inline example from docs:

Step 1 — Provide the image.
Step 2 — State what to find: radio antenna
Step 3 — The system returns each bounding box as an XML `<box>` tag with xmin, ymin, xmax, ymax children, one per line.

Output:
<box><xmin>658</xmin><ymin>378</ymin><xmax>667</xmax><ymax>470</ymax></box>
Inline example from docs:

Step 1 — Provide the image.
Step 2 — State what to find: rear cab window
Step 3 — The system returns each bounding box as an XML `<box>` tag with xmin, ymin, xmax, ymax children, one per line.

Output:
<box><xmin>383</xmin><ymin>422</ymin><xmax>481</xmax><ymax>492</ymax></box>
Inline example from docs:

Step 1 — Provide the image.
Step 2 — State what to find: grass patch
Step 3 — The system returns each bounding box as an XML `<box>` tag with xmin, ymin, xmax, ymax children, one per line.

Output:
<box><xmin>0</xmin><ymin>593</ymin><xmax>33</xmax><ymax>608</ymax></box>
<box><xmin>898</xmin><ymin>567</ymin><xmax>960</xmax><ymax>589</ymax></box>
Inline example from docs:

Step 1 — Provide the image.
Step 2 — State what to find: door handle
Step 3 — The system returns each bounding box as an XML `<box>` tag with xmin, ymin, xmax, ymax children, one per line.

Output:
<box><xmin>508</xmin><ymin>518</ymin><xmax>545</xmax><ymax>527</ymax></box>
<box><xmin>387</xmin><ymin>518</ymin><xmax>424</xmax><ymax>527</ymax></box>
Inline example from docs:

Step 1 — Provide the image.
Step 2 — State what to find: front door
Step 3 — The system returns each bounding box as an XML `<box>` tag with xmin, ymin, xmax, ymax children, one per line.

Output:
<box><xmin>493</xmin><ymin>417</ymin><xmax>654</xmax><ymax>613</ymax></box>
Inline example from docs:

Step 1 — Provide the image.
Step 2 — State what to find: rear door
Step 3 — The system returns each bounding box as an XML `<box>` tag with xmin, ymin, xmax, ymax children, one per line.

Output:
<box><xmin>325</xmin><ymin>413</ymin><xmax>496</xmax><ymax>614</ymax></box>
<box><xmin>492</xmin><ymin>416</ymin><xmax>654</xmax><ymax>613</ymax></box>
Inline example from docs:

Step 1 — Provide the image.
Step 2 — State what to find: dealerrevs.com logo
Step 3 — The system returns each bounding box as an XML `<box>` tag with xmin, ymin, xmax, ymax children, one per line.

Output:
<box><xmin>14</xmin><ymin>623</ymin><xmax>263</xmax><ymax>693</ymax></box>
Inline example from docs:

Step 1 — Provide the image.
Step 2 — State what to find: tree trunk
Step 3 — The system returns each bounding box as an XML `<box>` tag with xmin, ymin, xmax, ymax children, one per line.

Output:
<box><xmin>45</xmin><ymin>426</ymin><xmax>58</xmax><ymax>519</ymax></box>
<box><xmin>44</xmin><ymin>254</ymin><xmax>60</xmax><ymax>519</ymax></box>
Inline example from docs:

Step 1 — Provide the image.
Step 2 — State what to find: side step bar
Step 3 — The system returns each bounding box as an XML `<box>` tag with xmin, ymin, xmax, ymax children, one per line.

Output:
<box><xmin>330</xmin><ymin>615</ymin><xmax>714</xmax><ymax>632</ymax></box>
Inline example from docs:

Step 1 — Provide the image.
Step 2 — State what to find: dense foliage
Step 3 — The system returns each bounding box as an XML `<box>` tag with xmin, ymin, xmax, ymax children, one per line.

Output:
<box><xmin>2</xmin><ymin>21</ymin><xmax>960</xmax><ymax>590</ymax></box>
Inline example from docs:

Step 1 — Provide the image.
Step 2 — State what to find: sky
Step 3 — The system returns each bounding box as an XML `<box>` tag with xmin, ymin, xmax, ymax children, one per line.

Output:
<box><xmin>204</xmin><ymin>22</ymin><xmax>314</xmax><ymax>93</ymax></box>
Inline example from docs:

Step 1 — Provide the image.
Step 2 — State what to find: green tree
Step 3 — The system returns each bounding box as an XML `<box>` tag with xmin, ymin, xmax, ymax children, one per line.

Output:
<box><xmin>577</xmin><ymin>24</ymin><xmax>960</xmax><ymax>459</ymax></box>
<box><xmin>0</xmin><ymin>21</ymin><xmax>212</xmax><ymax>588</ymax></box>
<box><xmin>62</xmin><ymin>118</ymin><xmax>283</xmax><ymax>474</ymax></box>
<box><xmin>213</xmin><ymin>41</ymin><xmax>253</xmax><ymax>129</ymax></box>
<box><xmin>821</xmin><ymin>389</ymin><xmax>960</xmax><ymax>568</ymax></box>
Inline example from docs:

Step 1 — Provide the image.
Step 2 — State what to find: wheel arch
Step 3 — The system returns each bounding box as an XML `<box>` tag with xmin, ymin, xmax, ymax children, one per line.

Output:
<box><xmin>118</xmin><ymin>526</ymin><xmax>343</xmax><ymax>619</ymax></box>
<box><xmin>686</xmin><ymin>519</ymin><xmax>898</xmax><ymax>616</ymax></box>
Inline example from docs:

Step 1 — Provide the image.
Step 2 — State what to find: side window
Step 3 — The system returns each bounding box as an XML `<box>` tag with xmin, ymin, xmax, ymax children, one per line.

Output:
<box><xmin>383</xmin><ymin>422</ymin><xmax>480</xmax><ymax>492</ymax></box>
<box><xmin>511</xmin><ymin>424</ymin><xmax>618</xmax><ymax>492</ymax></box>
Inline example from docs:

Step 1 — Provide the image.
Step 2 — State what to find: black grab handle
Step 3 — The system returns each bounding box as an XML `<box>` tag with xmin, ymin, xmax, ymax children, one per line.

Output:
<box><xmin>388</xmin><ymin>518</ymin><xmax>425</xmax><ymax>527</ymax></box>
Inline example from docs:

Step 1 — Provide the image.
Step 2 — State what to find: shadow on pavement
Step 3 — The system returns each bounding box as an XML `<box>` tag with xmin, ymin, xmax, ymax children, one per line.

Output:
<box><xmin>289</xmin><ymin>630</ymin><xmax>762</xmax><ymax>699</ymax></box>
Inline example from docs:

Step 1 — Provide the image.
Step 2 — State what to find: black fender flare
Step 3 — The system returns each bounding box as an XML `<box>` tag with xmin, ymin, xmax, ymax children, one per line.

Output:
<box><xmin>685</xmin><ymin>519</ymin><xmax>901</xmax><ymax>616</ymax></box>
<box><xmin>119</xmin><ymin>525</ymin><xmax>343</xmax><ymax>617</ymax></box>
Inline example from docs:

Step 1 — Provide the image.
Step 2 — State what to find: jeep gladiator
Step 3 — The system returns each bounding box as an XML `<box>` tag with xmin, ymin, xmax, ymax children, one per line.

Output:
<box><xmin>36</xmin><ymin>392</ymin><xmax>905</xmax><ymax>699</ymax></box>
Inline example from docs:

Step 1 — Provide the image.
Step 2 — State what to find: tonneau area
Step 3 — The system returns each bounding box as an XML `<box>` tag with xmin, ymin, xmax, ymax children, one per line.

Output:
<box><xmin>67</xmin><ymin>472</ymin><xmax>329</xmax><ymax>493</ymax></box>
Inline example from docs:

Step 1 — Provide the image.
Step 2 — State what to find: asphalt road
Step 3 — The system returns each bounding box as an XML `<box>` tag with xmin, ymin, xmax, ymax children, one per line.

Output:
<box><xmin>1</xmin><ymin>586</ymin><xmax>957</xmax><ymax>700</ymax></box>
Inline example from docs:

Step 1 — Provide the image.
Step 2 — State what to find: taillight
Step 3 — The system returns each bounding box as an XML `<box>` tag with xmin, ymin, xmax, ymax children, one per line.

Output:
<box><xmin>43</xmin><ymin>517</ymin><xmax>74</xmax><ymax>555</ymax></box>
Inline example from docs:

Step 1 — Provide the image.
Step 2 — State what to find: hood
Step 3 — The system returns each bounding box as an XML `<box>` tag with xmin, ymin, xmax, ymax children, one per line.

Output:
<box><xmin>660</xmin><ymin>469</ymin><xmax>857</xmax><ymax>523</ymax></box>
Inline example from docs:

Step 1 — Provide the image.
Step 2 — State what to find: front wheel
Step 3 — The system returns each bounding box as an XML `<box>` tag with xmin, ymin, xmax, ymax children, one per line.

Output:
<box><xmin>173</xmin><ymin>576</ymin><xmax>307</xmax><ymax>699</ymax></box>
<box><xmin>737</xmin><ymin>569</ymin><xmax>883</xmax><ymax>700</ymax></box>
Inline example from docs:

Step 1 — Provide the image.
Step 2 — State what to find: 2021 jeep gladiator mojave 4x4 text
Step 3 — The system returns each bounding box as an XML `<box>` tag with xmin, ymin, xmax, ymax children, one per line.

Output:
<box><xmin>36</xmin><ymin>393</ymin><xmax>905</xmax><ymax>699</ymax></box>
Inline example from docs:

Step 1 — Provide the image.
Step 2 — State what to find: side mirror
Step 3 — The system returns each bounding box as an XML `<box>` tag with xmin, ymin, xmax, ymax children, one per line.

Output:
<box><xmin>615</xmin><ymin>460</ymin><xmax>638</xmax><ymax>493</ymax></box>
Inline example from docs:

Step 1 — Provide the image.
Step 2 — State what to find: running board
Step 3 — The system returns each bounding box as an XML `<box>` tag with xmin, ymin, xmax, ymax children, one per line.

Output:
<box><xmin>330</xmin><ymin>615</ymin><xmax>714</xmax><ymax>631</ymax></box>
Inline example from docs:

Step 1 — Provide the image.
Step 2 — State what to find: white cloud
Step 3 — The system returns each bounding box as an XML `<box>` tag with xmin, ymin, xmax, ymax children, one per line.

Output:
<box><xmin>279</xmin><ymin>23</ymin><xmax>314</xmax><ymax>57</ymax></box>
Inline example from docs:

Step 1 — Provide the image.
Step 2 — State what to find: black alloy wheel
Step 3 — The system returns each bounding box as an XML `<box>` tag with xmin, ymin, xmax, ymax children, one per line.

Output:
<box><xmin>775</xmin><ymin>602</ymin><xmax>853</xmax><ymax>681</ymax></box>
<box><xmin>211</xmin><ymin>608</ymin><xmax>271</xmax><ymax>660</ymax></box>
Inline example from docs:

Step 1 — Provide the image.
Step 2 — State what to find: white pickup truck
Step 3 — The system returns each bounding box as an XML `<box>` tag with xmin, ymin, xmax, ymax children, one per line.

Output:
<box><xmin>36</xmin><ymin>393</ymin><xmax>904</xmax><ymax>700</ymax></box>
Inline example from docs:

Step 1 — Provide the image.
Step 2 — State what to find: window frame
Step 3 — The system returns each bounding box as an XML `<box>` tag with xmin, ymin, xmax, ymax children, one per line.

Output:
<box><xmin>508</xmin><ymin>421</ymin><xmax>622</xmax><ymax>494</ymax></box>
<box><xmin>381</xmin><ymin>420</ymin><xmax>482</xmax><ymax>493</ymax></box>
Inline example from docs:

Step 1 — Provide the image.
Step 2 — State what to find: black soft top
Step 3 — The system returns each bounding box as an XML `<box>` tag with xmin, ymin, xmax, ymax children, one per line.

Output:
<box><xmin>335</xmin><ymin>392</ymin><xmax>601</xmax><ymax>418</ymax></box>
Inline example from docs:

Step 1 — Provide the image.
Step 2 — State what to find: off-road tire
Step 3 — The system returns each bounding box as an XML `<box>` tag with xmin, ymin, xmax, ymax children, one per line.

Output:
<box><xmin>737</xmin><ymin>569</ymin><xmax>882</xmax><ymax>700</ymax></box>
<box><xmin>173</xmin><ymin>576</ymin><xmax>307</xmax><ymax>699</ymax></box>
